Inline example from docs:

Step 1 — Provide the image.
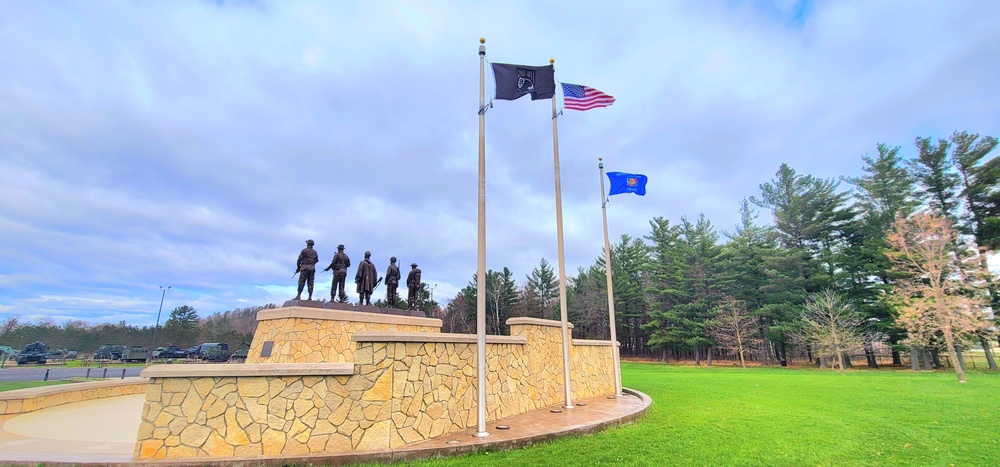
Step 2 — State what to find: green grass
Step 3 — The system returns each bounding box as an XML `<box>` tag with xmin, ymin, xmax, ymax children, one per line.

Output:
<box><xmin>0</xmin><ymin>380</ymin><xmax>76</xmax><ymax>392</ymax></box>
<box><xmin>384</xmin><ymin>363</ymin><xmax>1000</xmax><ymax>466</ymax></box>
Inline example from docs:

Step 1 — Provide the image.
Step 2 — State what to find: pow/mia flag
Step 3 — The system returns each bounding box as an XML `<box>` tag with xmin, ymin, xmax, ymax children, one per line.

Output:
<box><xmin>491</xmin><ymin>63</ymin><xmax>556</xmax><ymax>101</ymax></box>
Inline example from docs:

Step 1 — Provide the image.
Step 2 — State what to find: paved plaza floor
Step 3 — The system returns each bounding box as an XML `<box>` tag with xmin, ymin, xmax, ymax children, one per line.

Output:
<box><xmin>0</xmin><ymin>389</ymin><xmax>650</xmax><ymax>466</ymax></box>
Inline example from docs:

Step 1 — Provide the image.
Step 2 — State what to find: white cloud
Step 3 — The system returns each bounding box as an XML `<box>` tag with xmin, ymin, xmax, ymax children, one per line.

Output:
<box><xmin>0</xmin><ymin>0</ymin><xmax>997</xmax><ymax>324</ymax></box>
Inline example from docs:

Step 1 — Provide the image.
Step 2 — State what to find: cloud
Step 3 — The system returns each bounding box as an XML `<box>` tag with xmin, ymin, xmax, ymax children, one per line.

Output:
<box><xmin>1</xmin><ymin>0</ymin><xmax>997</xmax><ymax>325</ymax></box>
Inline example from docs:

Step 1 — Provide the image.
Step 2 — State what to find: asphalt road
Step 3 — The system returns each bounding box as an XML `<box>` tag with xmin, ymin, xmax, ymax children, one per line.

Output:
<box><xmin>0</xmin><ymin>366</ymin><xmax>144</xmax><ymax>382</ymax></box>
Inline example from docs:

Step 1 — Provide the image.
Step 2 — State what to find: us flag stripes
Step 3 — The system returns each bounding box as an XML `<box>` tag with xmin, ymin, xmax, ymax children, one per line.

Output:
<box><xmin>561</xmin><ymin>83</ymin><xmax>615</xmax><ymax>111</ymax></box>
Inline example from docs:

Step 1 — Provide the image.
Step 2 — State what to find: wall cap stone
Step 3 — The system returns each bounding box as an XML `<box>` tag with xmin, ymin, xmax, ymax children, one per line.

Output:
<box><xmin>256</xmin><ymin>306</ymin><xmax>443</xmax><ymax>327</ymax></box>
<box><xmin>572</xmin><ymin>339</ymin><xmax>615</xmax><ymax>347</ymax></box>
<box><xmin>0</xmin><ymin>377</ymin><xmax>146</xmax><ymax>401</ymax></box>
<box><xmin>140</xmin><ymin>362</ymin><xmax>355</xmax><ymax>378</ymax></box>
<box><xmin>352</xmin><ymin>331</ymin><xmax>527</xmax><ymax>345</ymax></box>
<box><xmin>506</xmin><ymin>317</ymin><xmax>575</xmax><ymax>329</ymax></box>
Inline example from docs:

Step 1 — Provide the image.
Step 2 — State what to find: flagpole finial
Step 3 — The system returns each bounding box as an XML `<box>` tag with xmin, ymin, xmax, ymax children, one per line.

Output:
<box><xmin>479</xmin><ymin>38</ymin><xmax>486</xmax><ymax>56</ymax></box>
<box><xmin>549</xmin><ymin>58</ymin><xmax>554</xmax><ymax>64</ymax></box>
<box><xmin>598</xmin><ymin>157</ymin><xmax>603</xmax><ymax>161</ymax></box>
<box><xmin>480</xmin><ymin>37</ymin><xmax>485</xmax><ymax>44</ymax></box>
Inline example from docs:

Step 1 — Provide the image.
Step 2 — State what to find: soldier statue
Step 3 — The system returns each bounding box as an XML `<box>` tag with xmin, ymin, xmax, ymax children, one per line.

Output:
<box><xmin>406</xmin><ymin>263</ymin><xmax>422</xmax><ymax>310</ymax></box>
<box><xmin>294</xmin><ymin>239</ymin><xmax>319</xmax><ymax>300</ymax></box>
<box><xmin>385</xmin><ymin>257</ymin><xmax>401</xmax><ymax>307</ymax></box>
<box><xmin>355</xmin><ymin>251</ymin><xmax>378</xmax><ymax>306</ymax></box>
<box><xmin>323</xmin><ymin>244</ymin><xmax>351</xmax><ymax>303</ymax></box>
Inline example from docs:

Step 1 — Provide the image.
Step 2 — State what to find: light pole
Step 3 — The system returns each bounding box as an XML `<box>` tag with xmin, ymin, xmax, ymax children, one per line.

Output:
<box><xmin>431</xmin><ymin>284</ymin><xmax>437</xmax><ymax>302</ymax></box>
<box><xmin>147</xmin><ymin>286</ymin><xmax>171</xmax><ymax>365</ymax></box>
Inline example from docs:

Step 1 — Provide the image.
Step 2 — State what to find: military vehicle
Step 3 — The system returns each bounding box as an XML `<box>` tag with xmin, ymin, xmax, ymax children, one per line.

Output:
<box><xmin>196</xmin><ymin>343</ymin><xmax>231</xmax><ymax>362</ymax></box>
<box><xmin>94</xmin><ymin>344</ymin><xmax>126</xmax><ymax>360</ymax></box>
<box><xmin>120</xmin><ymin>346</ymin><xmax>149</xmax><ymax>363</ymax></box>
<box><xmin>16</xmin><ymin>341</ymin><xmax>48</xmax><ymax>365</ymax></box>
<box><xmin>228</xmin><ymin>349</ymin><xmax>249</xmax><ymax>363</ymax></box>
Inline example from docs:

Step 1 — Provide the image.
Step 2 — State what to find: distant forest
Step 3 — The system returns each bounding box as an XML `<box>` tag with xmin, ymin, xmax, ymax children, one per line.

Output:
<box><xmin>3</xmin><ymin>132</ymin><xmax>999</xmax><ymax>373</ymax></box>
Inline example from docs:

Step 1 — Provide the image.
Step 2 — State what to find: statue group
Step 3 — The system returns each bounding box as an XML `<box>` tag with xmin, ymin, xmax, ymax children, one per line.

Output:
<box><xmin>295</xmin><ymin>240</ymin><xmax>423</xmax><ymax>310</ymax></box>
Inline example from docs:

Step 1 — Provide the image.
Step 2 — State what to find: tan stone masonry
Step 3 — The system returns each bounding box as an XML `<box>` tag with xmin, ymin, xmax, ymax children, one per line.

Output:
<box><xmin>135</xmin><ymin>309</ymin><xmax>615</xmax><ymax>460</ymax></box>
<box><xmin>0</xmin><ymin>379</ymin><xmax>148</xmax><ymax>415</ymax></box>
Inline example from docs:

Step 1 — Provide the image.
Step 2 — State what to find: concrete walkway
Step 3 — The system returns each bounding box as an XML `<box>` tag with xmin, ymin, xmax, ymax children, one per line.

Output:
<box><xmin>0</xmin><ymin>394</ymin><xmax>144</xmax><ymax>463</ymax></box>
<box><xmin>0</xmin><ymin>389</ymin><xmax>650</xmax><ymax>466</ymax></box>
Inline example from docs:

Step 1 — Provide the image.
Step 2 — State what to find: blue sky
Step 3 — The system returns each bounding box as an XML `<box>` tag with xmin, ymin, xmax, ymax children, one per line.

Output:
<box><xmin>1</xmin><ymin>0</ymin><xmax>998</xmax><ymax>326</ymax></box>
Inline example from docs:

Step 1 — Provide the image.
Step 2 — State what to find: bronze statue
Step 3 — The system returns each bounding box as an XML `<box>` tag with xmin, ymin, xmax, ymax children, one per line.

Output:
<box><xmin>323</xmin><ymin>244</ymin><xmax>351</xmax><ymax>303</ymax></box>
<box><xmin>385</xmin><ymin>257</ymin><xmax>401</xmax><ymax>307</ymax></box>
<box><xmin>406</xmin><ymin>263</ymin><xmax>422</xmax><ymax>310</ymax></box>
<box><xmin>355</xmin><ymin>251</ymin><xmax>378</xmax><ymax>306</ymax></box>
<box><xmin>294</xmin><ymin>239</ymin><xmax>319</xmax><ymax>300</ymax></box>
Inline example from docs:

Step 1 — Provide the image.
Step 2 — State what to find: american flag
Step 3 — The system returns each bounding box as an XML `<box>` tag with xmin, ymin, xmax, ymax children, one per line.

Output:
<box><xmin>561</xmin><ymin>83</ymin><xmax>615</xmax><ymax>111</ymax></box>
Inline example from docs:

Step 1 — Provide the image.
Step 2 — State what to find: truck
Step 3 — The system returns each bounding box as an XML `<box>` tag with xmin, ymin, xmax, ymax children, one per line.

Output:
<box><xmin>196</xmin><ymin>343</ymin><xmax>231</xmax><ymax>362</ymax></box>
<box><xmin>120</xmin><ymin>346</ymin><xmax>149</xmax><ymax>363</ymax></box>
<box><xmin>16</xmin><ymin>341</ymin><xmax>48</xmax><ymax>365</ymax></box>
<box><xmin>94</xmin><ymin>344</ymin><xmax>126</xmax><ymax>360</ymax></box>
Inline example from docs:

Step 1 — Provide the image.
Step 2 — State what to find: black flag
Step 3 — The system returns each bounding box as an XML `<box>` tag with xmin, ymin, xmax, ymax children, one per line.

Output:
<box><xmin>491</xmin><ymin>63</ymin><xmax>556</xmax><ymax>101</ymax></box>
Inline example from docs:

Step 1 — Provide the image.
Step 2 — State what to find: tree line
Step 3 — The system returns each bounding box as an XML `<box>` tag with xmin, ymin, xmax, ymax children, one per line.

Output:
<box><xmin>438</xmin><ymin>131</ymin><xmax>1000</xmax><ymax>377</ymax></box>
<box><xmin>3</xmin><ymin>132</ymin><xmax>997</xmax><ymax>379</ymax></box>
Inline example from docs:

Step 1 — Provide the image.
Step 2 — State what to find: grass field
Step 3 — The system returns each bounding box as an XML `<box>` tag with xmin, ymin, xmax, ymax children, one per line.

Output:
<box><xmin>390</xmin><ymin>363</ymin><xmax>1000</xmax><ymax>466</ymax></box>
<box><xmin>0</xmin><ymin>380</ymin><xmax>75</xmax><ymax>392</ymax></box>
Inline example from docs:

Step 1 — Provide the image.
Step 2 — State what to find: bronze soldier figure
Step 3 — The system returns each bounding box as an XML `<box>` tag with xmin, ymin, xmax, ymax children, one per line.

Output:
<box><xmin>294</xmin><ymin>239</ymin><xmax>319</xmax><ymax>300</ymax></box>
<box><xmin>406</xmin><ymin>263</ymin><xmax>422</xmax><ymax>310</ymax></box>
<box><xmin>323</xmin><ymin>244</ymin><xmax>351</xmax><ymax>303</ymax></box>
<box><xmin>385</xmin><ymin>257</ymin><xmax>401</xmax><ymax>307</ymax></box>
<box><xmin>355</xmin><ymin>251</ymin><xmax>378</xmax><ymax>306</ymax></box>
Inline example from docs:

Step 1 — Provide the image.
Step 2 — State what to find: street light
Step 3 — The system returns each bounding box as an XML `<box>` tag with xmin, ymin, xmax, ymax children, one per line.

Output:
<box><xmin>431</xmin><ymin>284</ymin><xmax>437</xmax><ymax>302</ymax></box>
<box><xmin>147</xmin><ymin>286</ymin><xmax>171</xmax><ymax>365</ymax></box>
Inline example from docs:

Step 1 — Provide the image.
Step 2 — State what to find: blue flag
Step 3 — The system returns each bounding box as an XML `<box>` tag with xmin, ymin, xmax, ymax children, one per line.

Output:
<box><xmin>607</xmin><ymin>172</ymin><xmax>647</xmax><ymax>196</ymax></box>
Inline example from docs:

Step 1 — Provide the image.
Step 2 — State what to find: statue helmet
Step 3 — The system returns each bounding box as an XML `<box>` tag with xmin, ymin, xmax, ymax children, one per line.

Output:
<box><xmin>337</xmin><ymin>244</ymin><xmax>345</xmax><ymax>250</ymax></box>
<box><xmin>411</xmin><ymin>263</ymin><xmax>418</xmax><ymax>267</ymax></box>
<box><xmin>306</xmin><ymin>239</ymin><xmax>314</xmax><ymax>245</ymax></box>
<box><xmin>390</xmin><ymin>256</ymin><xmax>397</xmax><ymax>262</ymax></box>
<box><xmin>364</xmin><ymin>251</ymin><xmax>371</xmax><ymax>257</ymax></box>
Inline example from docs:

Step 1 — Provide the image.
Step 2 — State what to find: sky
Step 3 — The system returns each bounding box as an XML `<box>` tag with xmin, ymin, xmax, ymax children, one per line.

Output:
<box><xmin>1</xmin><ymin>0</ymin><xmax>998</xmax><ymax>327</ymax></box>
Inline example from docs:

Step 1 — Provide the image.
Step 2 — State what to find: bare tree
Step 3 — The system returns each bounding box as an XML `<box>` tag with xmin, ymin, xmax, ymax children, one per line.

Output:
<box><xmin>707</xmin><ymin>296</ymin><xmax>759</xmax><ymax>369</ymax></box>
<box><xmin>795</xmin><ymin>290</ymin><xmax>865</xmax><ymax>374</ymax></box>
<box><xmin>886</xmin><ymin>212</ymin><xmax>991</xmax><ymax>383</ymax></box>
<box><xmin>1</xmin><ymin>315</ymin><xmax>21</xmax><ymax>335</ymax></box>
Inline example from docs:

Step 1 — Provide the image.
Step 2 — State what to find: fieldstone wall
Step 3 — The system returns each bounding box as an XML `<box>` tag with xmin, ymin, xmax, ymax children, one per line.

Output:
<box><xmin>0</xmin><ymin>379</ymin><xmax>148</xmax><ymax>415</ymax></box>
<box><xmin>135</xmin><ymin>315</ymin><xmax>615</xmax><ymax>460</ymax></box>
<box><xmin>247</xmin><ymin>307</ymin><xmax>442</xmax><ymax>364</ymax></box>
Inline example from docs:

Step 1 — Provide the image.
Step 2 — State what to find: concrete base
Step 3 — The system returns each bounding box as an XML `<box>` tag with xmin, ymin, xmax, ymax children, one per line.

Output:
<box><xmin>323</xmin><ymin>301</ymin><xmax>357</xmax><ymax>311</ymax></box>
<box><xmin>281</xmin><ymin>299</ymin><xmax>325</xmax><ymax>308</ymax></box>
<box><xmin>355</xmin><ymin>305</ymin><xmax>381</xmax><ymax>314</ymax></box>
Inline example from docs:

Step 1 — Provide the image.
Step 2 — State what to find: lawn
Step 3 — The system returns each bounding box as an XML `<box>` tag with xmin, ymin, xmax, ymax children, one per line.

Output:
<box><xmin>390</xmin><ymin>363</ymin><xmax>1000</xmax><ymax>466</ymax></box>
<box><xmin>0</xmin><ymin>380</ymin><xmax>76</xmax><ymax>392</ymax></box>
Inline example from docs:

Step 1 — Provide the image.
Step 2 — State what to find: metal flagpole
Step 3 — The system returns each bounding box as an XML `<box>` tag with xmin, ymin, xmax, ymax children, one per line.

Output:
<box><xmin>474</xmin><ymin>37</ymin><xmax>490</xmax><ymax>437</ymax></box>
<box><xmin>550</xmin><ymin>58</ymin><xmax>574</xmax><ymax>410</ymax></box>
<box><xmin>599</xmin><ymin>158</ymin><xmax>623</xmax><ymax>396</ymax></box>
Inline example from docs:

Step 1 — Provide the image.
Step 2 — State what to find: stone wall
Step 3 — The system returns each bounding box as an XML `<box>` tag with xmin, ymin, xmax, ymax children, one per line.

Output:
<box><xmin>247</xmin><ymin>307</ymin><xmax>442</xmax><ymax>364</ymax></box>
<box><xmin>135</xmin><ymin>314</ymin><xmax>615</xmax><ymax>460</ymax></box>
<box><xmin>0</xmin><ymin>379</ymin><xmax>148</xmax><ymax>415</ymax></box>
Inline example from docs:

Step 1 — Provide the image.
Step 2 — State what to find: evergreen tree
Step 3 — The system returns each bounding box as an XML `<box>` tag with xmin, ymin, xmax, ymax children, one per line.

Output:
<box><xmin>163</xmin><ymin>305</ymin><xmax>199</xmax><ymax>347</ymax></box>
<box><xmin>911</xmin><ymin>137</ymin><xmax>961</xmax><ymax>219</ymax></box>
<box><xmin>843</xmin><ymin>143</ymin><xmax>918</xmax><ymax>366</ymax></box>
<box><xmin>526</xmin><ymin>258</ymin><xmax>559</xmax><ymax>319</ymax></box>
<box><xmin>643</xmin><ymin>215</ymin><xmax>722</xmax><ymax>363</ymax></box>
<box><xmin>603</xmin><ymin>234</ymin><xmax>652</xmax><ymax>356</ymax></box>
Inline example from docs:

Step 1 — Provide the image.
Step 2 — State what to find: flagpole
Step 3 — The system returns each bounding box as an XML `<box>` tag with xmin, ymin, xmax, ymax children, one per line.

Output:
<box><xmin>474</xmin><ymin>37</ymin><xmax>489</xmax><ymax>438</ymax></box>
<box><xmin>599</xmin><ymin>158</ymin><xmax>623</xmax><ymax>396</ymax></box>
<box><xmin>550</xmin><ymin>58</ymin><xmax>574</xmax><ymax>410</ymax></box>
